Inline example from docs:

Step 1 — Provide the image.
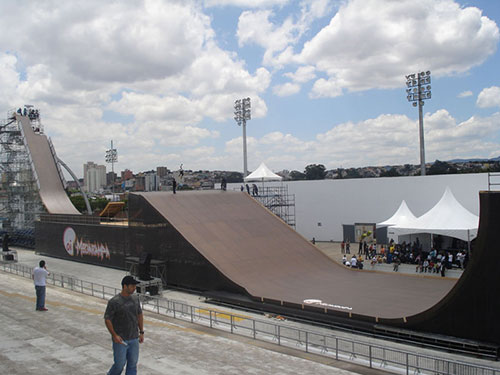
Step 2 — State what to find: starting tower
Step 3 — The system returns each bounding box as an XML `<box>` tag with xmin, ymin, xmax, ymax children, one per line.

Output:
<box><xmin>0</xmin><ymin>106</ymin><xmax>45</xmax><ymax>242</ymax></box>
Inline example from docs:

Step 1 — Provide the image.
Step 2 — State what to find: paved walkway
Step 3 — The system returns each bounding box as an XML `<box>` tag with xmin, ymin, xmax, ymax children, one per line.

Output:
<box><xmin>0</xmin><ymin>259</ymin><xmax>386</xmax><ymax>375</ymax></box>
<box><xmin>2</xmin><ymin>247</ymin><xmax>496</xmax><ymax>375</ymax></box>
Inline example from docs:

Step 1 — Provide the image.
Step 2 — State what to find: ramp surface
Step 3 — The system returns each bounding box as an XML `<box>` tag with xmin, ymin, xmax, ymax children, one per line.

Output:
<box><xmin>138</xmin><ymin>191</ymin><xmax>455</xmax><ymax>320</ymax></box>
<box><xmin>17</xmin><ymin>115</ymin><xmax>80</xmax><ymax>215</ymax></box>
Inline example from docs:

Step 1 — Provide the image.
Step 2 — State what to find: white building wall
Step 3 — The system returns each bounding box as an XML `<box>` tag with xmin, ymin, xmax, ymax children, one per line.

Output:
<box><xmin>229</xmin><ymin>173</ymin><xmax>488</xmax><ymax>242</ymax></box>
<box><xmin>83</xmin><ymin>162</ymin><xmax>107</xmax><ymax>192</ymax></box>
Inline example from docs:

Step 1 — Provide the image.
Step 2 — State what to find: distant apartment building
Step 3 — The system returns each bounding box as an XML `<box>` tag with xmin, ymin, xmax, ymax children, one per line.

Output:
<box><xmin>156</xmin><ymin>166</ymin><xmax>168</xmax><ymax>177</ymax></box>
<box><xmin>144</xmin><ymin>172</ymin><xmax>159</xmax><ymax>191</ymax></box>
<box><xmin>134</xmin><ymin>175</ymin><xmax>145</xmax><ymax>191</ymax></box>
<box><xmin>83</xmin><ymin>161</ymin><xmax>106</xmax><ymax>192</ymax></box>
<box><xmin>106</xmin><ymin>171</ymin><xmax>117</xmax><ymax>186</ymax></box>
<box><xmin>121</xmin><ymin>169</ymin><xmax>134</xmax><ymax>181</ymax></box>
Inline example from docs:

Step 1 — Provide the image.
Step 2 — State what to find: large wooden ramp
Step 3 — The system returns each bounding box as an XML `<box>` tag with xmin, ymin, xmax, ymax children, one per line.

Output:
<box><xmin>138</xmin><ymin>191</ymin><xmax>455</xmax><ymax>320</ymax></box>
<box><xmin>17</xmin><ymin>115</ymin><xmax>80</xmax><ymax>215</ymax></box>
<box><xmin>400</xmin><ymin>190</ymin><xmax>500</xmax><ymax>347</ymax></box>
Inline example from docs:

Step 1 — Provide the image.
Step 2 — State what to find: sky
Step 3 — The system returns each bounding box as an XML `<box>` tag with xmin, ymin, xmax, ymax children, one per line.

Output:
<box><xmin>1</xmin><ymin>0</ymin><xmax>499</xmax><ymax>178</ymax></box>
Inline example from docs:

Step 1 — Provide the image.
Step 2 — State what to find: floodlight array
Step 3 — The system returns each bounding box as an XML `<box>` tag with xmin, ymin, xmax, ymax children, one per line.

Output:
<box><xmin>406</xmin><ymin>71</ymin><xmax>431</xmax><ymax>107</ymax></box>
<box><xmin>234</xmin><ymin>97</ymin><xmax>251</xmax><ymax>126</ymax></box>
<box><xmin>105</xmin><ymin>148</ymin><xmax>117</xmax><ymax>163</ymax></box>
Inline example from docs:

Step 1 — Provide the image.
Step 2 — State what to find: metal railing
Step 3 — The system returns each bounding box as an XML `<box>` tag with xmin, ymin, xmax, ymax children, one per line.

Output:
<box><xmin>2</xmin><ymin>262</ymin><xmax>499</xmax><ymax>375</ymax></box>
<box><xmin>488</xmin><ymin>172</ymin><xmax>500</xmax><ymax>191</ymax></box>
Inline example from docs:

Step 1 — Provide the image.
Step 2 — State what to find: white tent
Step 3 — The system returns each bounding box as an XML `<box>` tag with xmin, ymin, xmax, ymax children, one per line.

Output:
<box><xmin>377</xmin><ymin>200</ymin><xmax>418</xmax><ymax>228</ymax></box>
<box><xmin>244</xmin><ymin>162</ymin><xmax>283</xmax><ymax>182</ymax></box>
<box><xmin>390</xmin><ymin>187</ymin><xmax>479</xmax><ymax>242</ymax></box>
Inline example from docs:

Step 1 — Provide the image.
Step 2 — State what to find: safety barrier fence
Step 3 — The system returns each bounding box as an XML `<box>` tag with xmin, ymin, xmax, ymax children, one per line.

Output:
<box><xmin>2</xmin><ymin>262</ymin><xmax>499</xmax><ymax>375</ymax></box>
<box><xmin>488</xmin><ymin>172</ymin><xmax>500</xmax><ymax>191</ymax></box>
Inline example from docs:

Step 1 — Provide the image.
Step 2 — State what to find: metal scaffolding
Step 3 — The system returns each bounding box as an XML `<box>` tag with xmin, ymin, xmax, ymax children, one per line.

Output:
<box><xmin>0</xmin><ymin>107</ymin><xmax>45</xmax><ymax>245</ymax></box>
<box><xmin>253</xmin><ymin>185</ymin><xmax>296</xmax><ymax>228</ymax></box>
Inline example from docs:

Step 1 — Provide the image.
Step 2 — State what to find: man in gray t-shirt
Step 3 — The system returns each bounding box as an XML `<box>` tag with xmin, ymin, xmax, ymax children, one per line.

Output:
<box><xmin>104</xmin><ymin>276</ymin><xmax>144</xmax><ymax>375</ymax></box>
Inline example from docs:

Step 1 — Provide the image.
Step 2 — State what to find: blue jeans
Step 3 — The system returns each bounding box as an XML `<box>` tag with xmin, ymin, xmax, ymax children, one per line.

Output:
<box><xmin>35</xmin><ymin>285</ymin><xmax>46</xmax><ymax>310</ymax></box>
<box><xmin>107</xmin><ymin>338</ymin><xmax>139</xmax><ymax>375</ymax></box>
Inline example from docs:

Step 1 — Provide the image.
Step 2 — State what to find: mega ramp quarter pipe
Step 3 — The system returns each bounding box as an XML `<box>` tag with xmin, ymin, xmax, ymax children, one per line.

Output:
<box><xmin>36</xmin><ymin>190</ymin><xmax>500</xmax><ymax>353</ymax></box>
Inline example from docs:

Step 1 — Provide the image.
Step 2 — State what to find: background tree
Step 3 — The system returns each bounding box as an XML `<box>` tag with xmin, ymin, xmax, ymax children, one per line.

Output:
<box><xmin>345</xmin><ymin>168</ymin><xmax>361</xmax><ymax>179</ymax></box>
<box><xmin>224</xmin><ymin>171</ymin><xmax>243</xmax><ymax>183</ymax></box>
<box><xmin>304</xmin><ymin>164</ymin><xmax>326</xmax><ymax>180</ymax></box>
<box><xmin>380</xmin><ymin>167</ymin><xmax>401</xmax><ymax>177</ymax></box>
<box><xmin>428</xmin><ymin>160</ymin><xmax>457</xmax><ymax>175</ymax></box>
<box><xmin>69</xmin><ymin>195</ymin><xmax>111</xmax><ymax>213</ymax></box>
<box><xmin>69</xmin><ymin>195</ymin><xmax>87</xmax><ymax>212</ymax></box>
<box><xmin>289</xmin><ymin>170</ymin><xmax>306</xmax><ymax>180</ymax></box>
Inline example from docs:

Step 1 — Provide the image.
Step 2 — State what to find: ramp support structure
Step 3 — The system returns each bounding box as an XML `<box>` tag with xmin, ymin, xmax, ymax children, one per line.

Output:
<box><xmin>57</xmin><ymin>157</ymin><xmax>92</xmax><ymax>215</ymax></box>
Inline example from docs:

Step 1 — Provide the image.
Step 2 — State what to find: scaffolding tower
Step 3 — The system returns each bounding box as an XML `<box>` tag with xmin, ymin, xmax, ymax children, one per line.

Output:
<box><xmin>0</xmin><ymin>107</ymin><xmax>45</xmax><ymax>245</ymax></box>
<box><xmin>253</xmin><ymin>185</ymin><xmax>296</xmax><ymax>228</ymax></box>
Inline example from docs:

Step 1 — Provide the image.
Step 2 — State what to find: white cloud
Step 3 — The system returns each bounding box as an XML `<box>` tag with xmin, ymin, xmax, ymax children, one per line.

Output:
<box><xmin>205</xmin><ymin>0</ymin><xmax>289</xmax><ymax>8</ymax></box>
<box><xmin>221</xmin><ymin>110</ymin><xmax>500</xmax><ymax>171</ymax></box>
<box><xmin>237</xmin><ymin>10</ymin><xmax>298</xmax><ymax>67</ymax></box>
<box><xmin>236</xmin><ymin>0</ymin><xmax>331</xmax><ymax>67</ymax></box>
<box><xmin>310</xmin><ymin>78</ymin><xmax>343</xmax><ymax>98</ymax></box>
<box><xmin>273</xmin><ymin>82</ymin><xmax>301</xmax><ymax>96</ymax></box>
<box><xmin>284</xmin><ymin>65</ymin><xmax>316</xmax><ymax>83</ymax></box>
<box><xmin>298</xmin><ymin>0</ymin><xmax>499</xmax><ymax>98</ymax></box>
<box><xmin>2</xmin><ymin>1</ymin><xmax>499</xmax><ymax>175</ymax></box>
<box><xmin>0</xmin><ymin>53</ymin><xmax>21</xmax><ymax>106</ymax></box>
<box><xmin>0</xmin><ymin>1</ymin><xmax>214</xmax><ymax>86</ymax></box>
<box><xmin>458</xmin><ymin>91</ymin><xmax>473</xmax><ymax>98</ymax></box>
<box><xmin>0</xmin><ymin>1</ymin><xmax>273</xmax><ymax>176</ymax></box>
<box><xmin>477</xmin><ymin>86</ymin><xmax>500</xmax><ymax>108</ymax></box>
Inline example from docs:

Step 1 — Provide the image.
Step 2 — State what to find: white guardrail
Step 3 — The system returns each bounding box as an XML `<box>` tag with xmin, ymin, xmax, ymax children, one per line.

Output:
<box><xmin>1</xmin><ymin>262</ymin><xmax>499</xmax><ymax>375</ymax></box>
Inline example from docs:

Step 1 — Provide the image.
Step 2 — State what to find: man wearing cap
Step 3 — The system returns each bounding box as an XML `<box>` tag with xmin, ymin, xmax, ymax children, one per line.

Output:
<box><xmin>104</xmin><ymin>276</ymin><xmax>144</xmax><ymax>375</ymax></box>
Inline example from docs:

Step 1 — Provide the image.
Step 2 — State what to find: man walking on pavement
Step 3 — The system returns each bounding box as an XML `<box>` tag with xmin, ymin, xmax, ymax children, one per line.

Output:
<box><xmin>105</xmin><ymin>276</ymin><xmax>144</xmax><ymax>375</ymax></box>
<box><xmin>33</xmin><ymin>260</ymin><xmax>50</xmax><ymax>311</ymax></box>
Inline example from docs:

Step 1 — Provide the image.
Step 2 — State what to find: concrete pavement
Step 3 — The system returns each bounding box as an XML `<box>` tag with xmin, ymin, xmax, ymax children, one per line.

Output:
<box><xmin>0</xmin><ymin>255</ymin><xmax>385</xmax><ymax>375</ymax></box>
<box><xmin>1</xmin><ymin>247</ymin><xmax>497</xmax><ymax>375</ymax></box>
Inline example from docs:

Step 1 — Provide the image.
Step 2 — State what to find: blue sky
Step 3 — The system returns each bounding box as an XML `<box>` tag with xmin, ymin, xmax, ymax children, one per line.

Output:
<box><xmin>0</xmin><ymin>0</ymin><xmax>499</xmax><ymax>177</ymax></box>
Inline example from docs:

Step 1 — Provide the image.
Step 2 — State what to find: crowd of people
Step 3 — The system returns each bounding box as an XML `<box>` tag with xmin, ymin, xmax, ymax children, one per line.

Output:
<box><xmin>241</xmin><ymin>183</ymin><xmax>259</xmax><ymax>196</ymax></box>
<box><xmin>340</xmin><ymin>238</ymin><xmax>469</xmax><ymax>276</ymax></box>
<box><xmin>17</xmin><ymin>107</ymin><xmax>40</xmax><ymax>121</ymax></box>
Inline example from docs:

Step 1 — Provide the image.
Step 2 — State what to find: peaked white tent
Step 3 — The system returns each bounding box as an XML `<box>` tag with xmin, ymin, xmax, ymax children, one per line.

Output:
<box><xmin>390</xmin><ymin>187</ymin><xmax>479</xmax><ymax>242</ymax></box>
<box><xmin>377</xmin><ymin>200</ymin><xmax>418</xmax><ymax>228</ymax></box>
<box><xmin>244</xmin><ymin>162</ymin><xmax>283</xmax><ymax>182</ymax></box>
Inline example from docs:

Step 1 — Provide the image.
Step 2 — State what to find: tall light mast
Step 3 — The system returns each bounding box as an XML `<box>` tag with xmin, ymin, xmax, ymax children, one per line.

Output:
<box><xmin>105</xmin><ymin>140</ymin><xmax>118</xmax><ymax>200</ymax></box>
<box><xmin>406</xmin><ymin>71</ymin><xmax>431</xmax><ymax>176</ymax></box>
<box><xmin>234</xmin><ymin>97</ymin><xmax>251</xmax><ymax>177</ymax></box>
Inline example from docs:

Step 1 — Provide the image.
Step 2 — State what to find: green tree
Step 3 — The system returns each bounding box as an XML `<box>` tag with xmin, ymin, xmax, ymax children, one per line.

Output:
<box><xmin>69</xmin><ymin>195</ymin><xmax>87</xmax><ymax>212</ymax></box>
<box><xmin>69</xmin><ymin>194</ymin><xmax>111</xmax><ymax>213</ymax></box>
<box><xmin>334</xmin><ymin>168</ymin><xmax>344</xmax><ymax>179</ymax></box>
<box><xmin>428</xmin><ymin>160</ymin><xmax>457</xmax><ymax>175</ymax></box>
<box><xmin>92</xmin><ymin>197</ymin><xmax>110</xmax><ymax>211</ymax></box>
<box><xmin>380</xmin><ymin>167</ymin><xmax>401</xmax><ymax>177</ymax></box>
<box><xmin>289</xmin><ymin>170</ymin><xmax>306</xmax><ymax>180</ymax></box>
<box><xmin>304</xmin><ymin>164</ymin><xmax>326</xmax><ymax>180</ymax></box>
<box><xmin>345</xmin><ymin>168</ymin><xmax>361</xmax><ymax>179</ymax></box>
<box><xmin>225</xmin><ymin>171</ymin><xmax>244</xmax><ymax>183</ymax></box>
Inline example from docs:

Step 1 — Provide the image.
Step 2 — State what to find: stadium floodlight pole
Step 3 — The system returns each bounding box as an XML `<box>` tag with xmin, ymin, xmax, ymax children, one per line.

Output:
<box><xmin>234</xmin><ymin>97</ymin><xmax>251</xmax><ymax>177</ymax></box>
<box><xmin>406</xmin><ymin>71</ymin><xmax>431</xmax><ymax>176</ymax></box>
<box><xmin>105</xmin><ymin>140</ymin><xmax>118</xmax><ymax>200</ymax></box>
